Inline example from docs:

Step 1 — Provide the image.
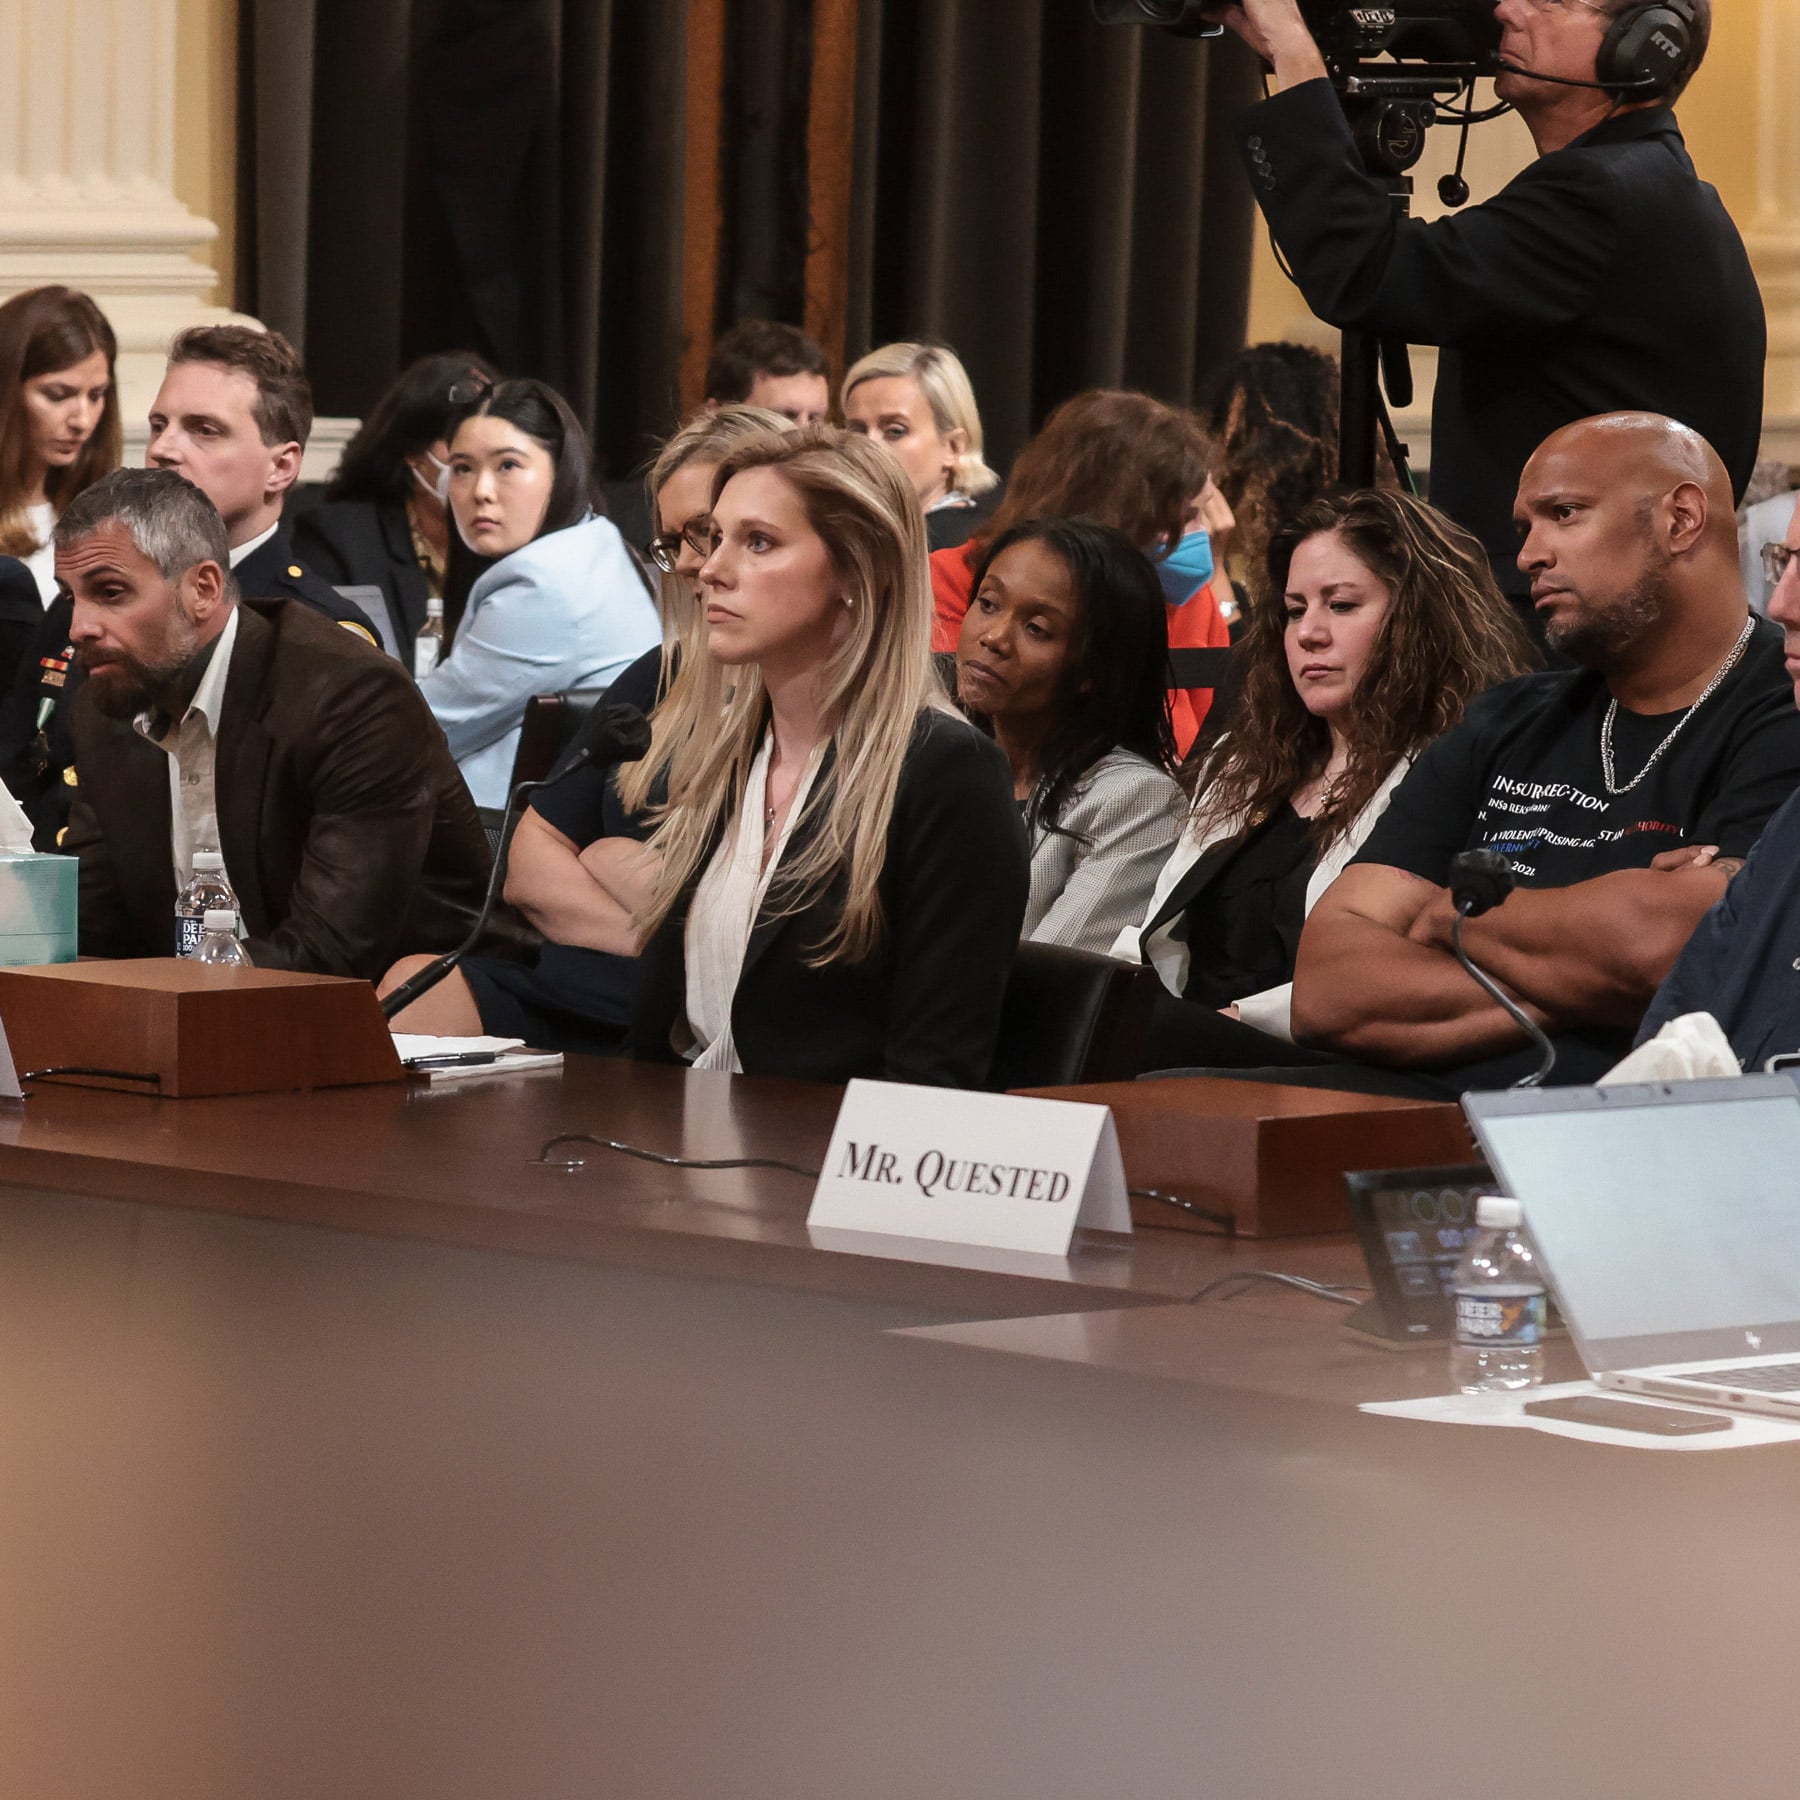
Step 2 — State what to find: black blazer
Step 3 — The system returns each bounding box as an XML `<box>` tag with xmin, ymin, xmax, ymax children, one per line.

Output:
<box><xmin>1236</xmin><ymin>84</ymin><xmax>1765</xmax><ymax>584</ymax></box>
<box><xmin>65</xmin><ymin>599</ymin><xmax>490</xmax><ymax>977</ymax></box>
<box><xmin>630</xmin><ymin>709</ymin><xmax>1029</xmax><ymax>1089</ymax></box>
<box><xmin>0</xmin><ymin>554</ymin><xmax>43</xmax><ymax>702</ymax></box>
<box><xmin>290</xmin><ymin>497</ymin><xmax>431</xmax><ymax>651</ymax></box>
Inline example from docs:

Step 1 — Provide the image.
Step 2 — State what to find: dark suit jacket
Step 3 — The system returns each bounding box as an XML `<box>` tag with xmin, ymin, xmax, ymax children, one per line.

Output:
<box><xmin>0</xmin><ymin>529</ymin><xmax>382</xmax><ymax>851</ymax></box>
<box><xmin>0</xmin><ymin>554</ymin><xmax>44</xmax><ymax>702</ymax></box>
<box><xmin>1236</xmin><ymin>84</ymin><xmax>1765</xmax><ymax>585</ymax></box>
<box><xmin>630</xmin><ymin>710</ymin><xmax>1029</xmax><ymax>1089</ymax></box>
<box><xmin>66</xmin><ymin>599</ymin><xmax>491</xmax><ymax>977</ymax></box>
<box><xmin>291</xmin><ymin>497</ymin><xmax>431</xmax><ymax>652</ymax></box>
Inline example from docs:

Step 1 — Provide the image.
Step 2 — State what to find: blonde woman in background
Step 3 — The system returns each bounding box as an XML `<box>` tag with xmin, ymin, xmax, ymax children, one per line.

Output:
<box><xmin>841</xmin><ymin>341</ymin><xmax>1001</xmax><ymax>552</ymax></box>
<box><xmin>624</xmin><ymin>426</ymin><xmax>1028</xmax><ymax>1087</ymax></box>
<box><xmin>382</xmin><ymin>404</ymin><xmax>787</xmax><ymax>1048</ymax></box>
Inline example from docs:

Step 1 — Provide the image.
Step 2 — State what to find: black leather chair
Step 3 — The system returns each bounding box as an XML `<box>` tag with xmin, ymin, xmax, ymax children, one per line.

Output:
<box><xmin>508</xmin><ymin>689</ymin><xmax>607</xmax><ymax>788</ymax></box>
<box><xmin>988</xmin><ymin>942</ymin><xmax>1159</xmax><ymax>1091</ymax></box>
<box><xmin>475</xmin><ymin>807</ymin><xmax>507</xmax><ymax>860</ymax></box>
<box><xmin>1170</xmin><ymin>644</ymin><xmax>1240</xmax><ymax>764</ymax></box>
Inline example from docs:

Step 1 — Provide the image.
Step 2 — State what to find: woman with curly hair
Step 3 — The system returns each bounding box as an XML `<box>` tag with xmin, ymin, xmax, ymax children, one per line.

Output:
<box><xmin>1115</xmin><ymin>487</ymin><xmax>1536</xmax><ymax>1070</ymax></box>
<box><xmin>1204</xmin><ymin>341</ymin><xmax>1340</xmax><ymax>593</ymax></box>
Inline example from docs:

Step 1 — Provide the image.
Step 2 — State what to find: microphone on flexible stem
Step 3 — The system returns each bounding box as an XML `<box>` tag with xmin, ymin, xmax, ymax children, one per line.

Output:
<box><xmin>380</xmin><ymin>701</ymin><xmax>654</xmax><ymax>1022</ymax></box>
<box><xmin>1447</xmin><ymin>849</ymin><xmax>1558</xmax><ymax>1090</ymax></box>
<box><xmin>1491</xmin><ymin>56</ymin><xmax>1655</xmax><ymax>93</ymax></box>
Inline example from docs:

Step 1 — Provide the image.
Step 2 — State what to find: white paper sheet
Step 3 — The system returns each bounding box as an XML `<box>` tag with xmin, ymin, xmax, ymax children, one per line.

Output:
<box><xmin>1361</xmin><ymin>1379</ymin><xmax>1800</xmax><ymax>1452</ymax></box>
<box><xmin>390</xmin><ymin>1034</ymin><xmax>526</xmax><ymax>1063</ymax></box>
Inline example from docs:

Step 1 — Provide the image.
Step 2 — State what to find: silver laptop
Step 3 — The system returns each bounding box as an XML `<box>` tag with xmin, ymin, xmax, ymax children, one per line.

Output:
<box><xmin>1464</xmin><ymin>1075</ymin><xmax>1800</xmax><ymax>1420</ymax></box>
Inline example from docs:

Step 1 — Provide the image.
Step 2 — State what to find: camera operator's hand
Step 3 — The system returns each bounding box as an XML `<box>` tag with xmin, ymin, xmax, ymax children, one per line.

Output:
<box><xmin>1201</xmin><ymin>0</ymin><xmax>1328</xmax><ymax>87</ymax></box>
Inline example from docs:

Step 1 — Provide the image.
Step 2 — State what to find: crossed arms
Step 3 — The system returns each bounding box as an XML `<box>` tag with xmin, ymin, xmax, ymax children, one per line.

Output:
<box><xmin>504</xmin><ymin>807</ymin><xmax>657</xmax><ymax>958</ymax></box>
<box><xmin>1290</xmin><ymin>855</ymin><xmax>1736</xmax><ymax>1068</ymax></box>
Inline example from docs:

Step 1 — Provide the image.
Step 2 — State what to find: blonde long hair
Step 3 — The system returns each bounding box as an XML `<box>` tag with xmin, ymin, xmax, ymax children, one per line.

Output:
<box><xmin>841</xmin><ymin>341</ymin><xmax>999</xmax><ymax>500</ymax></box>
<box><xmin>616</xmin><ymin>403</ymin><xmax>792</xmax><ymax>817</ymax></box>
<box><xmin>635</xmin><ymin>426</ymin><xmax>944</xmax><ymax>964</ymax></box>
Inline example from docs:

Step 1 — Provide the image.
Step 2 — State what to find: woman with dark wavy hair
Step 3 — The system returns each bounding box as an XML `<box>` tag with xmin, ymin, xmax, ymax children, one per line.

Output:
<box><xmin>1115</xmin><ymin>487</ymin><xmax>1535</xmax><ymax>1069</ymax></box>
<box><xmin>1203</xmin><ymin>341</ymin><xmax>1340</xmax><ymax>592</ymax></box>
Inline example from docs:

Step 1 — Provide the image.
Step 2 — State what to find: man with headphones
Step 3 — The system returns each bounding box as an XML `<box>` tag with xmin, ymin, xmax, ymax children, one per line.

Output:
<box><xmin>1206</xmin><ymin>0</ymin><xmax>1762</xmax><ymax>611</ymax></box>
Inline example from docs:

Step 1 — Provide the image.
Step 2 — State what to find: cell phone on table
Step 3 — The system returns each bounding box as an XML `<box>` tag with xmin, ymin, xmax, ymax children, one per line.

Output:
<box><xmin>1523</xmin><ymin>1394</ymin><xmax>1731</xmax><ymax>1435</ymax></box>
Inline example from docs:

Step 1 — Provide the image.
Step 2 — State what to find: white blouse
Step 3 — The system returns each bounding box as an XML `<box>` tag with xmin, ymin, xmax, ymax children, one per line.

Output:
<box><xmin>22</xmin><ymin>500</ymin><xmax>55</xmax><ymax>606</ymax></box>
<box><xmin>681</xmin><ymin>733</ymin><xmax>826</xmax><ymax>1072</ymax></box>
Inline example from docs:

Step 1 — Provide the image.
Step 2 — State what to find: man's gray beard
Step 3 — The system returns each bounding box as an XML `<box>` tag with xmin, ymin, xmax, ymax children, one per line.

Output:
<box><xmin>1544</xmin><ymin>566</ymin><xmax>1670</xmax><ymax>671</ymax></box>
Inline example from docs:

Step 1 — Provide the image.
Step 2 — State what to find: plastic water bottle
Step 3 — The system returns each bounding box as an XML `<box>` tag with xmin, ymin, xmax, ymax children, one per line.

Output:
<box><xmin>1450</xmin><ymin>1196</ymin><xmax>1547</xmax><ymax>1394</ymax></box>
<box><xmin>414</xmin><ymin>595</ymin><xmax>445</xmax><ymax>679</ymax></box>
<box><xmin>192</xmin><ymin>908</ymin><xmax>250</xmax><ymax>967</ymax></box>
<box><xmin>175</xmin><ymin>851</ymin><xmax>237</xmax><ymax>958</ymax></box>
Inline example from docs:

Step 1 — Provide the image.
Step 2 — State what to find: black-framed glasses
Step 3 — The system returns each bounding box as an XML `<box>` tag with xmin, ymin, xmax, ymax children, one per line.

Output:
<box><xmin>1762</xmin><ymin>541</ymin><xmax>1799</xmax><ymax>589</ymax></box>
<box><xmin>644</xmin><ymin>519</ymin><xmax>717</xmax><ymax>574</ymax></box>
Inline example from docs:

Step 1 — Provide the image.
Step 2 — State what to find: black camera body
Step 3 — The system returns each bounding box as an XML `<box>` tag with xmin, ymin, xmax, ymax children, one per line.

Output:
<box><xmin>1302</xmin><ymin>2</ymin><xmax>1501</xmax><ymax>81</ymax></box>
<box><xmin>1092</xmin><ymin>1</ymin><xmax>1502</xmax><ymax>87</ymax></box>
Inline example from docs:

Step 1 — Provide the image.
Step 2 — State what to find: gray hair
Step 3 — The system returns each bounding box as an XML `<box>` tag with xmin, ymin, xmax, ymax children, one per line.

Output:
<box><xmin>54</xmin><ymin>467</ymin><xmax>233</xmax><ymax>585</ymax></box>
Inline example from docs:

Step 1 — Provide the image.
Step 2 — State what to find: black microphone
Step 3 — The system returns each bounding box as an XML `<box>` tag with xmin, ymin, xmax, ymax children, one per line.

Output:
<box><xmin>1447</xmin><ymin>849</ymin><xmax>1557</xmax><ymax>1089</ymax></box>
<box><xmin>1492</xmin><ymin>56</ymin><xmax>1656</xmax><ymax>93</ymax></box>
<box><xmin>380</xmin><ymin>701</ymin><xmax>654</xmax><ymax>1022</ymax></box>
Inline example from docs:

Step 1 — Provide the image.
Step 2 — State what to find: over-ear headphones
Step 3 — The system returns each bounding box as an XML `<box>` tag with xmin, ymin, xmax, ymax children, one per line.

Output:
<box><xmin>1595</xmin><ymin>0</ymin><xmax>1700</xmax><ymax>98</ymax></box>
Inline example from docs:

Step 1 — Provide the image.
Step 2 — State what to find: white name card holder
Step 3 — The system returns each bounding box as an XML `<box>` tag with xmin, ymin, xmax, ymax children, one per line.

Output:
<box><xmin>0</xmin><ymin>1013</ymin><xmax>20</xmax><ymax>1098</ymax></box>
<box><xmin>806</xmin><ymin>1079</ymin><xmax>1131</xmax><ymax>1258</ymax></box>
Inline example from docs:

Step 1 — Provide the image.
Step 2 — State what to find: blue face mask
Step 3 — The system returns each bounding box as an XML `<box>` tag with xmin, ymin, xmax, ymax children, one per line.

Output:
<box><xmin>1154</xmin><ymin>528</ymin><xmax>1214</xmax><ymax>606</ymax></box>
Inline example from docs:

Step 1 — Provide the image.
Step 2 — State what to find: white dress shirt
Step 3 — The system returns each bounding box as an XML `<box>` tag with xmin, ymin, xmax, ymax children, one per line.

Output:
<box><xmin>22</xmin><ymin>500</ymin><xmax>55</xmax><ymax>606</ymax></box>
<box><xmin>228</xmin><ymin>521</ymin><xmax>279</xmax><ymax>570</ymax></box>
<box><xmin>133</xmin><ymin>606</ymin><xmax>242</xmax><ymax>894</ymax></box>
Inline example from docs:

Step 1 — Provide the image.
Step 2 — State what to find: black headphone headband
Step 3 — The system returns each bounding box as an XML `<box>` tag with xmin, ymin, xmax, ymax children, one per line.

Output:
<box><xmin>1596</xmin><ymin>0</ymin><xmax>1700</xmax><ymax>98</ymax></box>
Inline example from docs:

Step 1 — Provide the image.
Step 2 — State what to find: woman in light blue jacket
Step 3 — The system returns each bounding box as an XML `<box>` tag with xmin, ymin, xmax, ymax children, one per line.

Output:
<box><xmin>423</xmin><ymin>378</ymin><xmax>659</xmax><ymax>807</ymax></box>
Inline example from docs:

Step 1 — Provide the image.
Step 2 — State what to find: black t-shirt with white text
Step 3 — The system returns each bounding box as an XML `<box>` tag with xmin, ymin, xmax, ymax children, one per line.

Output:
<box><xmin>1356</xmin><ymin>618</ymin><xmax>1800</xmax><ymax>889</ymax></box>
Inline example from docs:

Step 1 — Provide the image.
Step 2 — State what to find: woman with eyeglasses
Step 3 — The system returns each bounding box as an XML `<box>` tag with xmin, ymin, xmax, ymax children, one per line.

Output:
<box><xmin>292</xmin><ymin>351</ymin><xmax>499</xmax><ymax>654</ymax></box>
<box><xmin>623</xmin><ymin>426</ymin><xmax>1027</xmax><ymax>1085</ymax></box>
<box><xmin>381</xmin><ymin>406</ymin><xmax>788</xmax><ymax>1048</ymax></box>
<box><xmin>415</xmin><ymin>378</ymin><xmax>661</xmax><ymax>809</ymax></box>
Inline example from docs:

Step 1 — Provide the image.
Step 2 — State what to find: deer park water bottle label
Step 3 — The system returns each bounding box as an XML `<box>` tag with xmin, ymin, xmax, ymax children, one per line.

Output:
<box><xmin>1455</xmin><ymin>1291</ymin><xmax>1547</xmax><ymax>1348</ymax></box>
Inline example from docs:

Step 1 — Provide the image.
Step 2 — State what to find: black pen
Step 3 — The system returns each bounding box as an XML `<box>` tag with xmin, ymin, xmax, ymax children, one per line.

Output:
<box><xmin>405</xmin><ymin>1051</ymin><xmax>502</xmax><ymax>1071</ymax></box>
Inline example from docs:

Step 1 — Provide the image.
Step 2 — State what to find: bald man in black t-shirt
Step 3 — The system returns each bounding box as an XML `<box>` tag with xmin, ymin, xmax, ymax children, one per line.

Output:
<box><xmin>1291</xmin><ymin>415</ymin><xmax>1800</xmax><ymax>1090</ymax></box>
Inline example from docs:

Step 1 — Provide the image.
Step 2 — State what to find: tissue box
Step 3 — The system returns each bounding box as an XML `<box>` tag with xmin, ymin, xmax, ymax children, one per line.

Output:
<box><xmin>0</xmin><ymin>853</ymin><xmax>77</xmax><ymax>965</ymax></box>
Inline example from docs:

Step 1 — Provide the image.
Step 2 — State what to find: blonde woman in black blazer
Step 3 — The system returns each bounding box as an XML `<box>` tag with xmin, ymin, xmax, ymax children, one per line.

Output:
<box><xmin>623</xmin><ymin>427</ymin><xmax>1027</xmax><ymax>1089</ymax></box>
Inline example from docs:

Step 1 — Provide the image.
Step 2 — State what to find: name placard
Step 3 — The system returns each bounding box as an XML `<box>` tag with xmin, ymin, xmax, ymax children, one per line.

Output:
<box><xmin>807</xmin><ymin>1079</ymin><xmax>1131</xmax><ymax>1256</ymax></box>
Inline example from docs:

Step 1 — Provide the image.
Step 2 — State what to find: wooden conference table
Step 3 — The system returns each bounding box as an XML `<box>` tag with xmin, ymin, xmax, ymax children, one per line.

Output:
<box><xmin>0</xmin><ymin>1057</ymin><xmax>1795</xmax><ymax>1798</ymax></box>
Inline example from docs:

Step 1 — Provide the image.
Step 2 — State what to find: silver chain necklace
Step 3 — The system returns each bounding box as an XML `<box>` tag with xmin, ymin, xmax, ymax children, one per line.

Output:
<box><xmin>1599</xmin><ymin>615</ymin><xmax>1756</xmax><ymax>797</ymax></box>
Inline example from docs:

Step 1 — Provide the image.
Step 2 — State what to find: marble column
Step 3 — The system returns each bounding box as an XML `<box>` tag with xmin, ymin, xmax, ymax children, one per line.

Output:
<box><xmin>0</xmin><ymin>0</ymin><xmax>263</xmax><ymax>459</ymax></box>
<box><xmin>1747</xmin><ymin>0</ymin><xmax>1800</xmax><ymax>454</ymax></box>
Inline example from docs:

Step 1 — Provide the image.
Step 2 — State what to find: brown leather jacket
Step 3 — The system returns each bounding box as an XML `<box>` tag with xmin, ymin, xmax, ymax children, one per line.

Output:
<box><xmin>66</xmin><ymin>598</ymin><xmax>490</xmax><ymax>977</ymax></box>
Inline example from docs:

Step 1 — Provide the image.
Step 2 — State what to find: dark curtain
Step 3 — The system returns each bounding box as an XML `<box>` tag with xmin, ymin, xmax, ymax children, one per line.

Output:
<box><xmin>239</xmin><ymin>0</ymin><xmax>688</xmax><ymax>478</ymax></box>
<box><xmin>238</xmin><ymin>1</ymin><xmax>1257</xmax><ymax>479</ymax></box>
<box><xmin>848</xmin><ymin>4</ymin><xmax>1261</xmax><ymax>471</ymax></box>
